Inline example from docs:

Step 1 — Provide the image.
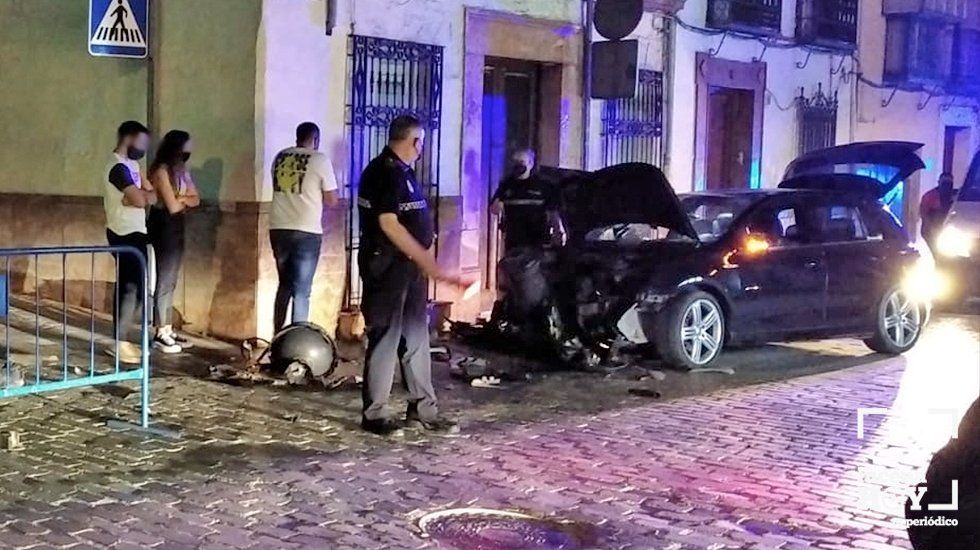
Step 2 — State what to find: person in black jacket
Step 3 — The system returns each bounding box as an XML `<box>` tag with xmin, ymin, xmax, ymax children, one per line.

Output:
<box><xmin>490</xmin><ymin>148</ymin><xmax>565</xmax><ymax>253</ymax></box>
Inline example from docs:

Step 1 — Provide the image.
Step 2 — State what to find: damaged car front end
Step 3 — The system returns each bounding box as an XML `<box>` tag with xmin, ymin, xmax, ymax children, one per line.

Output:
<box><xmin>495</xmin><ymin>163</ymin><xmax>739</xmax><ymax>370</ymax></box>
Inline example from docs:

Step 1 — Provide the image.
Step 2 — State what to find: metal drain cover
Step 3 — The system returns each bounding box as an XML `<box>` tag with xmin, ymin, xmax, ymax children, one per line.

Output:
<box><xmin>419</xmin><ymin>508</ymin><xmax>588</xmax><ymax>549</ymax></box>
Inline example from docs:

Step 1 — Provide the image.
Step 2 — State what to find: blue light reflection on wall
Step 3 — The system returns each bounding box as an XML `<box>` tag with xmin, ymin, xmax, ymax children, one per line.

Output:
<box><xmin>750</xmin><ymin>160</ymin><xmax>762</xmax><ymax>189</ymax></box>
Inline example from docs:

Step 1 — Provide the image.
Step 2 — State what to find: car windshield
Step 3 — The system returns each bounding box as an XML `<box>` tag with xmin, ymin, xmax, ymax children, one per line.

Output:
<box><xmin>680</xmin><ymin>194</ymin><xmax>755</xmax><ymax>242</ymax></box>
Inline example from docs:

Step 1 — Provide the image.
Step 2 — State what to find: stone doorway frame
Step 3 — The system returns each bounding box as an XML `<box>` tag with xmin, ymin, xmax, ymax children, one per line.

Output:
<box><xmin>458</xmin><ymin>9</ymin><xmax>583</xmax><ymax>314</ymax></box>
<box><xmin>694</xmin><ymin>53</ymin><xmax>766</xmax><ymax>191</ymax></box>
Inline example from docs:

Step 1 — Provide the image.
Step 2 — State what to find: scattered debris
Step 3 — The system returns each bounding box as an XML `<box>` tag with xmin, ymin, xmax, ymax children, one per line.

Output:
<box><xmin>283</xmin><ymin>362</ymin><xmax>309</xmax><ymax>386</ymax></box>
<box><xmin>639</xmin><ymin>370</ymin><xmax>667</xmax><ymax>382</ymax></box>
<box><xmin>450</xmin><ymin>356</ymin><xmax>490</xmax><ymax>379</ymax></box>
<box><xmin>628</xmin><ymin>387</ymin><xmax>662</xmax><ymax>399</ymax></box>
<box><xmin>0</xmin><ymin>430</ymin><xmax>24</xmax><ymax>451</ymax></box>
<box><xmin>470</xmin><ymin>376</ymin><xmax>502</xmax><ymax>389</ymax></box>
<box><xmin>207</xmin><ymin>364</ymin><xmax>239</xmax><ymax>380</ymax></box>
<box><xmin>689</xmin><ymin>366</ymin><xmax>736</xmax><ymax>375</ymax></box>
<box><xmin>240</xmin><ymin>337</ymin><xmax>271</xmax><ymax>364</ymax></box>
<box><xmin>431</xmin><ymin>346</ymin><xmax>452</xmax><ymax>363</ymax></box>
<box><xmin>207</xmin><ymin>363</ymin><xmax>275</xmax><ymax>386</ymax></box>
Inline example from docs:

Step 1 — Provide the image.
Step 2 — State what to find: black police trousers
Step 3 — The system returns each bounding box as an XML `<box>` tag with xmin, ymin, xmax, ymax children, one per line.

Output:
<box><xmin>360</xmin><ymin>253</ymin><xmax>438</xmax><ymax>422</ymax></box>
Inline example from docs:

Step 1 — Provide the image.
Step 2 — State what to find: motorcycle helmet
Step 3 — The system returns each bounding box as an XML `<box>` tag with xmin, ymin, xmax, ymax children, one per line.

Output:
<box><xmin>269</xmin><ymin>322</ymin><xmax>337</xmax><ymax>378</ymax></box>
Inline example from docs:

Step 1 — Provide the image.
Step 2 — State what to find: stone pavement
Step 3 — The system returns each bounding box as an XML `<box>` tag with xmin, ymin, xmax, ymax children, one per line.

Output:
<box><xmin>0</xmin><ymin>314</ymin><xmax>977</xmax><ymax>549</ymax></box>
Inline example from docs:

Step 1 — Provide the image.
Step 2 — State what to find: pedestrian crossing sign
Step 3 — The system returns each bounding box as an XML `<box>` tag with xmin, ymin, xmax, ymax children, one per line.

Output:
<box><xmin>88</xmin><ymin>0</ymin><xmax>149</xmax><ymax>59</ymax></box>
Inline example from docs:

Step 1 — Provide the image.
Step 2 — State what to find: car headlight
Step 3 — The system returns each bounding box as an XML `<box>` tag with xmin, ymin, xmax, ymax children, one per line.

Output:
<box><xmin>937</xmin><ymin>225</ymin><xmax>974</xmax><ymax>258</ymax></box>
<box><xmin>902</xmin><ymin>259</ymin><xmax>949</xmax><ymax>302</ymax></box>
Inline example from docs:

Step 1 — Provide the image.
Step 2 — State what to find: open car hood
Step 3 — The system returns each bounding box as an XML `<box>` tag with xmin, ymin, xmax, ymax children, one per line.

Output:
<box><xmin>538</xmin><ymin>163</ymin><xmax>698</xmax><ymax>242</ymax></box>
<box><xmin>779</xmin><ymin>141</ymin><xmax>925</xmax><ymax>197</ymax></box>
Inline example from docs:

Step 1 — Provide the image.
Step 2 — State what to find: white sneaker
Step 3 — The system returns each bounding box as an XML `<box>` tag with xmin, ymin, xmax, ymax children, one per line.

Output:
<box><xmin>153</xmin><ymin>332</ymin><xmax>182</xmax><ymax>354</ymax></box>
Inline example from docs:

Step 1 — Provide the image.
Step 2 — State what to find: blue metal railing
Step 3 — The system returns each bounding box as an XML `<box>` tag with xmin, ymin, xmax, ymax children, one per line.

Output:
<box><xmin>0</xmin><ymin>245</ymin><xmax>150</xmax><ymax>428</ymax></box>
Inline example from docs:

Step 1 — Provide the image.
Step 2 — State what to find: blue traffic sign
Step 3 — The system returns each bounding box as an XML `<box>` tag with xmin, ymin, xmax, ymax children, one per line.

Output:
<box><xmin>88</xmin><ymin>0</ymin><xmax>149</xmax><ymax>59</ymax></box>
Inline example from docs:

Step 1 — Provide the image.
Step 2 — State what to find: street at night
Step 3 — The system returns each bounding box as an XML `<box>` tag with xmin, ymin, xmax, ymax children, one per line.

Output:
<box><xmin>4</xmin><ymin>0</ymin><xmax>980</xmax><ymax>549</ymax></box>
<box><xmin>0</xmin><ymin>311</ymin><xmax>976</xmax><ymax>549</ymax></box>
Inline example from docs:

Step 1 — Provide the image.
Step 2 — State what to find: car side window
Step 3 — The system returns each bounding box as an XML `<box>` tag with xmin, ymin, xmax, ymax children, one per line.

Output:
<box><xmin>744</xmin><ymin>206</ymin><xmax>807</xmax><ymax>246</ymax></box>
<box><xmin>811</xmin><ymin>204</ymin><xmax>868</xmax><ymax>243</ymax></box>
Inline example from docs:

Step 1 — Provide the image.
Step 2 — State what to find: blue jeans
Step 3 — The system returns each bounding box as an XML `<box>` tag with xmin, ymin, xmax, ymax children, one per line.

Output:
<box><xmin>270</xmin><ymin>230</ymin><xmax>322</xmax><ymax>331</ymax></box>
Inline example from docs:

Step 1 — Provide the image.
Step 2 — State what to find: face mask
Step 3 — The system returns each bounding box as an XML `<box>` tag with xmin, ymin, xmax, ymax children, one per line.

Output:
<box><xmin>512</xmin><ymin>163</ymin><xmax>528</xmax><ymax>177</ymax></box>
<box><xmin>126</xmin><ymin>147</ymin><xmax>145</xmax><ymax>161</ymax></box>
<box><xmin>181</xmin><ymin>152</ymin><xmax>191</xmax><ymax>163</ymax></box>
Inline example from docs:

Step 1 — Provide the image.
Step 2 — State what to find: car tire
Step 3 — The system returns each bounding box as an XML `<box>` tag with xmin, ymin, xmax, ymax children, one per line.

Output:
<box><xmin>864</xmin><ymin>285</ymin><xmax>923</xmax><ymax>355</ymax></box>
<box><xmin>654</xmin><ymin>291</ymin><xmax>725</xmax><ymax>370</ymax></box>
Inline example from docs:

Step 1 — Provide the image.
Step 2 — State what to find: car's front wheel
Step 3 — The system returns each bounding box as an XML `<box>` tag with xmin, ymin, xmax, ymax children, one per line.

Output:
<box><xmin>655</xmin><ymin>291</ymin><xmax>725</xmax><ymax>370</ymax></box>
<box><xmin>864</xmin><ymin>286</ymin><xmax>923</xmax><ymax>355</ymax></box>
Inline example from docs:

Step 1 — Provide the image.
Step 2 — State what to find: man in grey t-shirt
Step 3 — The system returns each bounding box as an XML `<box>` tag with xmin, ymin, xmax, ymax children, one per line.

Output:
<box><xmin>269</xmin><ymin>122</ymin><xmax>339</xmax><ymax>331</ymax></box>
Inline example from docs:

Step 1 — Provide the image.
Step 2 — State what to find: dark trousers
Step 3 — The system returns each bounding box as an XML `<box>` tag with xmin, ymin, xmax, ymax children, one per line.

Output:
<box><xmin>270</xmin><ymin>229</ymin><xmax>322</xmax><ymax>331</ymax></box>
<box><xmin>148</xmin><ymin>209</ymin><xmax>185</xmax><ymax>327</ymax></box>
<box><xmin>106</xmin><ymin>230</ymin><xmax>148</xmax><ymax>343</ymax></box>
<box><xmin>360</xmin><ymin>254</ymin><xmax>437</xmax><ymax>421</ymax></box>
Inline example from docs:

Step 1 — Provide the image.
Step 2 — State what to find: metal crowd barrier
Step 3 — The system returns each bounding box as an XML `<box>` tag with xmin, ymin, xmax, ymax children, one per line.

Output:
<box><xmin>0</xmin><ymin>245</ymin><xmax>151</xmax><ymax>429</ymax></box>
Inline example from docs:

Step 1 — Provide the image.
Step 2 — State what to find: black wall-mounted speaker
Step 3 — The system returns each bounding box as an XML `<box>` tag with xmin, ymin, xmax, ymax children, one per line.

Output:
<box><xmin>594</xmin><ymin>0</ymin><xmax>644</xmax><ymax>41</ymax></box>
<box><xmin>591</xmin><ymin>40</ymin><xmax>639</xmax><ymax>100</ymax></box>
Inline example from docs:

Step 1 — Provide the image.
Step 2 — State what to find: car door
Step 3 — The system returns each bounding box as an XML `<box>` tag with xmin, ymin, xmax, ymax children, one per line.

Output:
<box><xmin>731</xmin><ymin>197</ymin><xmax>828</xmax><ymax>337</ymax></box>
<box><xmin>819</xmin><ymin>198</ymin><xmax>901</xmax><ymax>327</ymax></box>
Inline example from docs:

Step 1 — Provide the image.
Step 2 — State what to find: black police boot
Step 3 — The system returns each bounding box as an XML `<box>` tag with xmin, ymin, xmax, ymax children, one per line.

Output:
<box><xmin>361</xmin><ymin>417</ymin><xmax>404</xmax><ymax>436</ymax></box>
<box><xmin>406</xmin><ymin>414</ymin><xmax>460</xmax><ymax>434</ymax></box>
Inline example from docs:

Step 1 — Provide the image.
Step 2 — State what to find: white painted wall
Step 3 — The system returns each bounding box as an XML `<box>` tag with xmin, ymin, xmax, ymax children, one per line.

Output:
<box><xmin>256</xmin><ymin>0</ymin><xmax>582</xmax><ymax>203</ymax></box>
<box><xmin>667</xmin><ymin>0</ymin><xmax>854</xmax><ymax>192</ymax></box>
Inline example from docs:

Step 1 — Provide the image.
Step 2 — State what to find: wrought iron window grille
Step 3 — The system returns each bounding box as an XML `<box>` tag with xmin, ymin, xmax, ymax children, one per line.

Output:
<box><xmin>797</xmin><ymin>84</ymin><xmax>838</xmax><ymax>155</ymax></box>
<box><xmin>345</xmin><ymin>35</ymin><xmax>444</xmax><ymax>306</ymax></box>
<box><xmin>600</xmin><ymin>69</ymin><xmax>665</xmax><ymax>167</ymax></box>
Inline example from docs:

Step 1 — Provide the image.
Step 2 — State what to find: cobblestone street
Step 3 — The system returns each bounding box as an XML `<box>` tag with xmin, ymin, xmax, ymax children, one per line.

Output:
<box><xmin>0</xmin><ymin>313</ymin><xmax>977</xmax><ymax>549</ymax></box>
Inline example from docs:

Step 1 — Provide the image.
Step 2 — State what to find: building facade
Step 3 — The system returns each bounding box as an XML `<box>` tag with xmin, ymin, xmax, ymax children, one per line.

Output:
<box><xmin>0</xmin><ymin>0</ymin><xmax>976</xmax><ymax>341</ymax></box>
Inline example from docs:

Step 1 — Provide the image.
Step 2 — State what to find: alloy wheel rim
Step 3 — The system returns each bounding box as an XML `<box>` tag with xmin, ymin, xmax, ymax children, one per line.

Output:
<box><xmin>883</xmin><ymin>289</ymin><xmax>920</xmax><ymax>348</ymax></box>
<box><xmin>680</xmin><ymin>299</ymin><xmax>723</xmax><ymax>365</ymax></box>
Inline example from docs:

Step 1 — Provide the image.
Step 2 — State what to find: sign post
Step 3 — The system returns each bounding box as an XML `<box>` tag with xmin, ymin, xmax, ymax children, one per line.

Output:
<box><xmin>88</xmin><ymin>0</ymin><xmax>149</xmax><ymax>59</ymax></box>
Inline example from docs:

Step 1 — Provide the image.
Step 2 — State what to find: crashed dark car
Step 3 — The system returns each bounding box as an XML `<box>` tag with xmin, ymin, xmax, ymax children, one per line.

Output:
<box><xmin>496</xmin><ymin>141</ymin><xmax>931</xmax><ymax>370</ymax></box>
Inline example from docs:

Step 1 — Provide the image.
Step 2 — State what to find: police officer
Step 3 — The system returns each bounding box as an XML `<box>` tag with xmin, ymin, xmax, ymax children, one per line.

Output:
<box><xmin>490</xmin><ymin>148</ymin><xmax>565</xmax><ymax>252</ymax></box>
<box><xmin>357</xmin><ymin>115</ymin><xmax>468</xmax><ymax>436</ymax></box>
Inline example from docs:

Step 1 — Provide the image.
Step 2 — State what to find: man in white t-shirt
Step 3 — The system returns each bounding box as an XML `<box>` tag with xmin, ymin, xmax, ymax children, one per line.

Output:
<box><xmin>270</xmin><ymin>122</ymin><xmax>339</xmax><ymax>331</ymax></box>
<box><xmin>104</xmin><ymin>120</ymin><xmax>157</xmax><ymax>364</ymax></box>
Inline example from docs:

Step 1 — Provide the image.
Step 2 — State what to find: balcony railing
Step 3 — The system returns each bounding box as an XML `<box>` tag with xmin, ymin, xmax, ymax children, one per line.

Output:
<box><xmin>707</xmin><ymin>0</ymin><xmax>782</xmax><ymax>35</ymax></box>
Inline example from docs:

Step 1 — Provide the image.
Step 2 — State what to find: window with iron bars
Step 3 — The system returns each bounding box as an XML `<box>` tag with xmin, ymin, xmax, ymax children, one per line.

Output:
<box><xmin>600</xmin><ymin>70</ymin><xmax>664</xmax><ymax>167</ymax></box>
<box><xmin>797</xmin><ymin>84</ymin><xmax>838</xmax><ymax>156</ymax></box>
<box><xmin>797</xmin><ymin>0</ymin><xmax>858</xmax><ymax>50</ymax></box>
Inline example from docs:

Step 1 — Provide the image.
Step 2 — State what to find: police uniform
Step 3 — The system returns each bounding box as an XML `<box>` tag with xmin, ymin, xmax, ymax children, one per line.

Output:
<box><xmin>357</xmin><ymin>147</ymin><xmax>438</xmax><ymax>422</ymax></box>
<box><xmin>493</xmin><ymin>174</ymin><xmax>559</xmax><ymax>251</ymax></box>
